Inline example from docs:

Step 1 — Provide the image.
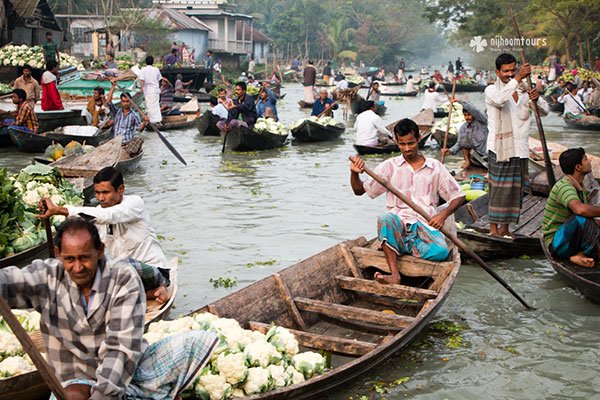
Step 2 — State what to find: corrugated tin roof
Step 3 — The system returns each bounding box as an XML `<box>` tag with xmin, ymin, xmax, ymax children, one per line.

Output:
<box><xmin>11</xmin><ymin>0</ymin><xmax>39</xmax><ymax>18</ymax></box>
<box><xmin>147</xmin><ymin>7</ymin><xmax>211</xmax><ymax>31</ymax></box>
<box><xmin>235</xmin><ymin>21</ymin><xmax>272</xmax><ymax>43</ymax></box>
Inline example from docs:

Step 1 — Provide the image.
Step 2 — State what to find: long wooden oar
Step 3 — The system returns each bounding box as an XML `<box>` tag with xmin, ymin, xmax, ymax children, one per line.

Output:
<box><xmin>0</xmin><ymin>298</ymin><xmax>68</xmax><ymax>399</ymax></box>
<box><xmin>440</xmin><ymin>79</ymin><xmax>457</xmax><ymax>164</ymax></box>
<box><xmin>351</xmin><ymin>156</ymin><xmax>536</xmax><ymax>310</ymax></box>
<box><xmin>509</xmin><ymin>6</ymin><xmax>555</xmax><ymax>187</ymax></box>
<box><xmin>130</xmin><ymin>101</ymin><xmax>187</xmax><ymax>166</ymax></box>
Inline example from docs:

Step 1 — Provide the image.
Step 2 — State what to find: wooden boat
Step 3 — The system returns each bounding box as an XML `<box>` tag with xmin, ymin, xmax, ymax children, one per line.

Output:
<box><xmin>383</xmin><ymin>109</ymin><xmax>434</xmax><ymax>150</ymax></box>
<box><xmin>379</xmin><ymin>91</ymin><xmax>417</xmax><ymax>97</ymax></box>
<box><xmin>291</xmin><ymin>120</ymin><xmax>345</xmax><ymax>142</ymax></box>
<box><xmin>192</xmin><ymin>236</ymin><xmax>460</xmax><ymax>399</ymax></box>
<box><xmin>37</xmin><ymin>109</ymin><xmax>85</xmax><ymax>133</ymax></box>
<box><xmin>543</xmin><ymin>95</ymin><xmax>564</xmax><ymax>113</ymax></box>
<box><xmin>432</xmin><ymin>128</ymin><xmax>457</xmax><ymax>148</ymax></box>
<box><xmin>541</xmin><ymin>240</ymin><xmax>600</xmax><ymax>304</ymax></box>
<box><xmin>0</xmin><ymin>127</ymin><xmax>13</xmax><ymax>147</ymax></box>
<box><xmin>298</xmin><ymin>100</ymin><xmax>314</xmax><ymax>109</ymax></box>
<box><xmin>156</xmin><ymin>113</ymin><xmax>200</xmax><ymax>131</ymax></box>
<box><xmin>349</xmin><ymin>96</ymin><xmax>386</xmax><ymax>116</ymax></box>
<box><xmin>564</xmin><ymin>116</ymin><xmax>600</xmax><ymax>131</ymax></box>
<box><xmin>0</xmin><ymin>243</ymin><xmax>47</xmax><ymax>269</ymax></box>
<box><xmin>222</xmin><ymin>125</ymin><xmax>288</xmax><ymax>152</ymax></box>
<box><xmin>443</xmin><ymin>83</ymin><xmax>486</xmax><ymax>92</ymax></box>
<box><xmin>8</xmin><ymin>126</ymin><xmax>113</xmax><ymax>153</ymax></box>
<box><xmin>353</xmin><ymin>143</ymin><xmax>398</xmax><ymax>155</ymax></box>
<box><xmin>50</xmin><ymin>137</ymin><xmax>142</xmax><ymax>178</ymax></box>
<box><xmin>0</xmin><ymin>258</ymin><xmax>179</xmax><ymax>400</ymax></box>
<box><xmin>453</xmin><ymin>193</ymin><xmax>547</xmax><ymax>259</ymax></box>
<box><xmin>197</xmin><ymin>110</ymin><xmax>221</xmax><ymax>136</ymax></box>
<box><xmin>434</xmin><ymin>108</ymin><xmax>448</xmax><ymax>118</ymax></box>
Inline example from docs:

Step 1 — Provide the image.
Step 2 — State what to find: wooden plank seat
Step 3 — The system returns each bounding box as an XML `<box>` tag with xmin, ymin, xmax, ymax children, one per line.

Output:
<box><xmin>336</xmin><ymin>276</ymin><xmax>438</xmax><ymax>301</ymax></box>
<box><xmin>248</xmin><ymin>321</ymin><xmax>377</xmax><ymax>357</ymax></box>
<box><xmin>294</xmin><ymin>297</ymin><xmax>415</xmax><ymax>329</ymax></box>
<box><xmin>350</xmin><ymin>246</ymin><xmax>452</xmax><ymax>278</ymax></box>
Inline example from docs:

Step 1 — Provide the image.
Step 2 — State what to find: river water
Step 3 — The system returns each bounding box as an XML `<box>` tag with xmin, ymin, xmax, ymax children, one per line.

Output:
<box><xmin>1</xmin><ymin>83</ymin><xmax>599</xmax><ymax>399</ymax></box>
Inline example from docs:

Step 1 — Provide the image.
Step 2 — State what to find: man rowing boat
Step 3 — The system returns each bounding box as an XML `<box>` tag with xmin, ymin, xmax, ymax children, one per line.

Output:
<box><xmin>0</xmin><ymin>217</ymin><xmax>217</xmax><ymax>399</ymax></box>
<box><xmin>350</xmin><ymin>119</ymin><xmax>465</xmax><ymax>284</ymax></box>
<box><xmin>37</xmin><ymin>167</ymin><xmax>171</xmax><ymax>302</ymax></box>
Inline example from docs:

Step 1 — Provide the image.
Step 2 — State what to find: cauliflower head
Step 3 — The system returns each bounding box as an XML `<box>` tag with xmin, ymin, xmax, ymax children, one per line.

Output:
<box><xmin>216</xmin><ymin>352</ymin><xmax>248</xmax><ymax>386</ymax></box>
<box><xmin>292</xmin><ymin>351</ymin><xmax>326</xmax><ymax>379</ymax></box>
<box><xmin>242</xmin><ymin>367</ymin><xmax>272</xmax><ymax>395</ymax></box>
<box><xmin>244</xmin><ymin>340</ymin><xmax>282</xmax><ymax>367</ymax></box>
<box><xmin>268</xmin><ymin>364</ymin><xmax>287</xmax><ymax>388</ymax></box>
<box><xmin>0</xmin><ymin>356</ymin><xmax>35</xmax><ymax>377</ymax></box>
<box><xmin>285</xmin><ymin>365</ymin><xmax>306</xmax><ymax>385</ymax></box>
<box><xmin>197</xmin><ymin>373</ymin><xmax>232</xmax><ymax>400</ymax></box>
<box><xmin>266</xmin><ymin>326</ymin><xmax>299</xmax><ymax>357</ymax></box>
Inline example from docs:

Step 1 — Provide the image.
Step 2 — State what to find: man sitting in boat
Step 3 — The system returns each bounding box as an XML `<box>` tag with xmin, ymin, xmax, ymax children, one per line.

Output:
<box><xmin>38</xmin><ymin>166</ymin><xmax>172</xmax><ymax>302</ymax></box>
<box><xmin>0</xmin><ymin>217</ymin><xmax>218</xmax><ymax>400</ymax></box>
<box><xmin>421</xmin><ymin>82</ymin><xmax>447</xmax><ymax>111</ymax></box>
<box><xmin>159</xmin><ymin>78</ymin><xmax>180</xmax><ymax>116</ymax></box>
<box><xmin>354</xmin><ymin>101</ymin><xmax>394</xmax><ymax>148</ymax></box>
<box><xmin>367</xmin><ymin>81</ymin><xmax>384</xmax><ymax>106</ymax></box>
<box><xmin>84</xmin><ymin>87</ymin><xmax>111</xmax><ymax>127</ymax></box>
<box><xmin>40</xmin><ymin>60</ymin><xmax>64</xmax><ymax>111</ymax></box>
<box><xmin>217</xmin><ymin>87</ymin><xmax>234</xmax><ymax>108</ymax></box>
<box><xmin>209</xmin><ymin>96</ymin><xmax>229</xmax><ymax>121</ymax></box>
<box><xmin>542</xmin><ymin>148</ymin><xmax>600</xmax><ymax>268</ymax></box>
<box><xmin>559</xmin><ymin>82</ymin><xmax>591</xmax><ymax>120</ymax></box>
<box><xmin>217</xmin><ymin>81</ymin><xmax>257</xmax><ymax>133</ymax></box>
<box><xmin>432</xmin><ymin>69</ymin><xmax>445</xmax><ymax>84</ymax></box>
<box><xmin>12</xmin><ymin>64</ymin><xmax>40</xmax><ymax>108</ymax></box>
<box><xmin>0</xmin><ymin>89</ymin><xmax>39</xmax><ymax>134</ymax></box>
<box><xmin>405</xmin><ymin>75</ymin><xmax>420</xmax><ymax>93</ymax></box>
<box><xmin>311</xmin><ymin>88</ymin><xmax>338</xmax><ymax>117</ymax></box>
<box><xmin>256</xmin><ymin>88</ymin><xmax>278</xmax><ymax>121</ymax></box>
<box><xmin>335</xmin><ymin>75</ymin><xmax>349</xmax><ymax>92</ymax></box>
<box><xmin>107</xmin><ymin>78</ymin><xmax>148</xmax><ymax>156</ymax></box>
<box><xmin>442</xmin><ymin>102</ymin><xmax>489</xmax><ymax>169</ymax></box>
<box><xmin>350</xmin><ymin>119</ymin><xmax>465</xmax><ymax>284</ymax></box>
<box><xmin>174</xmin><ymin>73</ymin><xmax>193</xmax><ymax>96</ymax></box>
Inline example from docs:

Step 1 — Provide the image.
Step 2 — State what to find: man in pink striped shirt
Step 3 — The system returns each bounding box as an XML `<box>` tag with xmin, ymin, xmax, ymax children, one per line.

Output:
<box><xmin>350</xmin><ymin>119</ymin><xmax>465</xmax><ymax>284</ymax></box>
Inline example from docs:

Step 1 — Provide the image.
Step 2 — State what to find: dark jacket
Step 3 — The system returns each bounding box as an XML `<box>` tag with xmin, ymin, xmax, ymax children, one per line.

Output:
<box><xmin>227</xmin><ymin>94</ymin><xmax>257</xmax><ymax>128</ymax></box>
<box><xmin>303</xmin><ymin>65</ymin><xmax>316</xmax><ymax>86</ymax></box>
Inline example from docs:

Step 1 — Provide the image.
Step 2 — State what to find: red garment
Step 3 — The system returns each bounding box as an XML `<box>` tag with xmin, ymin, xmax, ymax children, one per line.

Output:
<box><xmin>595</xmin><ymin>59</ymin><xmax>600</xmax><ymax>72</ymax></box>
<box><xmin>41</xmin><ymin>81</ymin><xmax>64</xmax><ymax>111</ymax></box>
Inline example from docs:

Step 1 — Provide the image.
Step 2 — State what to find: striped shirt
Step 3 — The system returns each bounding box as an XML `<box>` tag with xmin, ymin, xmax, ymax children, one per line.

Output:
<box><xmin>363</xmin><ymin>155</ymin><xmax>464</xmax><ymax>225</ymax></box>
<box><xmin>542</xmin><ymin>177</ymin><xmax>588</xmax><ymax>245</ymax></box>
<box><xmin>0</xmin><ymin>258</ymin><xmax>147</xmax><ymax>399</ymax></box>
<box><xmin>110</xmin><ymin>103</ymin><xmax>141</xmax><ymax>144</ymax></box>
<box><xmin>15</xmin><ymin>101</ymin><xmax>39</xmax><ymax>133</ymax></box>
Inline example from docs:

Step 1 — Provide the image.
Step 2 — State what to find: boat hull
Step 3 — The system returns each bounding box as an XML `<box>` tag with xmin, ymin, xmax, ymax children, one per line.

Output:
<box><xmin>291</xmin><ymin>120</ymin><xmax>345</xmax><ymax>142</ymax></box>
<box><xmin>223</xmin><ymin>126</ymin><xmax>288</xmax><ymax>151</ymax></box>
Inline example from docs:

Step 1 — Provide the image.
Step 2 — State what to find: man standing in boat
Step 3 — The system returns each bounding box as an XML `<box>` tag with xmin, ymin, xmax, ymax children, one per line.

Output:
<box><xmin>37</xmin><ymin>166</ymin><xmax>171</xmax><ymax>303</ymax></box>
<box><xmin>0</xmin><ymin>217</ymin><xmax>218</xmax><ymax>400</ymax></box>
<box><xmin>139</xmin><ymin>56</ymin><xmax>163</xmax><ymax>125</ymax></box>
<box><xmin>350</xmin><ymin>119</ymin><xmax>465</xmax><ymax>284</ymax></box>
<box><xmin>40</xmin><ymin>60</ymin><xmax>64</xmax><ymax>111</ymax></box>
<box><xmin>542</xmin><ymin>148</ymin><xmax>600</xmax><ymax>268</ymax></box>
<box><xmin>485</xmin><ymin>53</ymin><xmax>544</xmax><ymax>237</ymax></box>
<box><xmin>106</xmin><ymin>78</ymin><xmax>148</xmax><ymax>156</ymax></box>
<box><xmin>13</xmin><ymin>64</ymin><xmax>40</xmax><ymax>108</ymax></box>
<box><xmin>303</xmin><ymin>60</ymin><xmax>317</xmax><ymax>104</ymax></box>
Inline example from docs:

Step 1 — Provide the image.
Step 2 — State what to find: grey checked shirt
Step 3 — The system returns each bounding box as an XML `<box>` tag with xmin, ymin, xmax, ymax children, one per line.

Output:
<box><xmin>0</xmin><ymin>258</ymin><xmax>147</xmax><ymax>400</ymax></box>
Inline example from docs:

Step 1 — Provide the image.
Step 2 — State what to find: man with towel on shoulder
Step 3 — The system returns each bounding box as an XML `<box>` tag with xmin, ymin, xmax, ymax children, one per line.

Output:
<box><xmin>485</xmin><ymin>53</ymin><xmax>547</xmax><ymax>237</ymax></box>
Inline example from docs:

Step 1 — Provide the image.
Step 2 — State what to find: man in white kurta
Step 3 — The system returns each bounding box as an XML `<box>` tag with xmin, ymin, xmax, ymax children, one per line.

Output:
<box><xmin>139</xmin><ymin>56</ymin><xmax>163</xmax><ymax>124</ymax></box>
<box><xmin>421</xmin><ymin>83</ymin><xmax>447</xmax><ymax>111</ymax></box>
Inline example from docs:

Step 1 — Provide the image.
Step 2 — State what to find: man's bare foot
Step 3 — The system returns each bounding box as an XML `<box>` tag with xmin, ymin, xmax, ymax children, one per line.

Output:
<box><xmin>461</xmin><ymin>161</ymin><xmax>471</xmax><ymax>170</ymax></box>
<box><xmin>374</xmin><ymin>272</ymin><xmax>401</xmax><ymax>285</ymax></box>
<box><xmin>569</xmin><ymin>253</ymin><xmax>595</xmax><ymax>268</ymax></box>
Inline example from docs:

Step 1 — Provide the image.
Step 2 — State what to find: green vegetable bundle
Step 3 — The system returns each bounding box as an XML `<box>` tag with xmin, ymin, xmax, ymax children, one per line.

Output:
<box><xmin>0</xmin><ymin>168</ymin><xmax>25</xmax><ymax>258</ymax></box>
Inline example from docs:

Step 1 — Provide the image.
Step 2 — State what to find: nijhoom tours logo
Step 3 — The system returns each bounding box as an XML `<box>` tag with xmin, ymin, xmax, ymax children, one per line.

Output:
<box><xmin>470</xmin><ymin>35</ymin><xmax>547</xmax><ymax>53</ymax></box>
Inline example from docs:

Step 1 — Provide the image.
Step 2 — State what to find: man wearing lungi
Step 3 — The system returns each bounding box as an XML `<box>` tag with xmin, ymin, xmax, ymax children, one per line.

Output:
<box><xmin>542</xmin><ymin>148</ymin><xmax>600</xmax><ymax>268</ymax></box>
<box><xmin>350</xmin><ymin>119</ymin><xmax>465</xmax><ymax>284</ymax></box>
<box><xmin>485</xmin><ymin>53</ymin><xmax>544</xmax><ymax>237</ymax></box>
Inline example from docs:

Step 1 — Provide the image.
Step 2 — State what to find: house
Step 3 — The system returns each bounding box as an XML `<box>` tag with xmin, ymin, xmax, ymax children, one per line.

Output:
<box><xmin>146</xmin><ymin>7</ymin><xmax>211</xmax><ymax>64</ymax></box>
<box><xmin>54</xmin><ymin>14</ymin><xmax>110</xmax><ymax>59</ymax></box>
<box><xmin>236</xmin><ymin>21</ymin><xmax>273</xmax><ymax>64</ymax></box>
<box><xmin>153</xmin><ymin>0</ymin><xmax>253</xmax><ymax>66</ymax></box>
<box><xmin>1</xmin><ymin>0</ymin><xmax>63</xmax><ymax>47</ymax></box>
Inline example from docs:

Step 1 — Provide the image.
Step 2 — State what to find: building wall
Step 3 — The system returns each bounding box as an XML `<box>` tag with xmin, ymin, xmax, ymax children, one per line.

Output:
<box><xmin>253</xmin><ymin>42</ymin><xmax>272</xmax><ymax>64</ymax></box>
<box><xmin>170</xmin><ymin>29</ymin><xmax>208</xmax><ymax>63</ymax></box>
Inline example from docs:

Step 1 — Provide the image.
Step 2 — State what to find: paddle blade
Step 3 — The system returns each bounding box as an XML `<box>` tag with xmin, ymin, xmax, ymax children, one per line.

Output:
<box><xmin>154</xmin><ymin>126</ymin><xmax>187</xmax><ymax>165</ymax></box>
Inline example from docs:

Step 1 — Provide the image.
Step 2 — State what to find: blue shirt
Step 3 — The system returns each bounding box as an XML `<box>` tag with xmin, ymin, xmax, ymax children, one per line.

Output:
<box><xmin>110</xmin><ymin>103</ymin><xmax>142</xmax><ymax>144</ymax></box>
<box><xmin>311</xmin><ymin>97</ymin><xmax>338</xmax><ymax>116</ymax></box>
<box><xmin>79</xmin><ymin>267</ymin><xmax>102</xmax><ymax>315</ymax></box>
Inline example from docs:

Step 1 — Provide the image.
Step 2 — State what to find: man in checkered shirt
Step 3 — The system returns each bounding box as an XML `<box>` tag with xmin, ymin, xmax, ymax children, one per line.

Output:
<box><xmin>0</xmin><ymin>218</ymin><xmax>217</xmax><ymax>399</ymax></box>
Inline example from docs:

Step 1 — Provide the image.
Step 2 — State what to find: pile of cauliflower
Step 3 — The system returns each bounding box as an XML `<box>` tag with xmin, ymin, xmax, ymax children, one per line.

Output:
<box><xmin>145</xmin><ymin>312</ymin><xmax>327</xmax><ymax>399</ymax></box>
<box><xmin>0</xmin><ymin>310</ymin><xmax>40</xmax><ymax>378</ymax></box>
<box><xmin>0</xmin><ymin>44</ymin><xmax>83</xmax><ymax>70</ymax></box>
<box><xmin>289</xmin><ymin>116</ymin><xmax>343</xmax><ymax>130</ymax></box>
<box><xmin>433</xmin><ymin>101</ymin><xmax>466</xmax><ymax>136</ymax></box>
<box><xmin>253</xmin><ymin>118</ymin><xmax>289</xmax><ymax>136</ymax></box>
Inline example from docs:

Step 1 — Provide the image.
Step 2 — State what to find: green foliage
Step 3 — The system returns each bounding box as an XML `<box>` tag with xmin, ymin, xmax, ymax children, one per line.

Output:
<box><xmin>0</xmin><ymin>169</ymin><xmax>25</xmax><ymax>258</ymax></box>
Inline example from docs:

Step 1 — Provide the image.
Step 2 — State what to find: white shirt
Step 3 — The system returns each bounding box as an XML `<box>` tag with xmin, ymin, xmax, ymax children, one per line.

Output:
<box><xmin>211</xmin><ymin>103</ymin><xmax>229</xmax><ymax>119</ymax></box>
<box><xmin>354</xmin><ymin>109</ymin><xmax>392</xmax><ymax>146</ymax></box>
<box><xmin>139</xmin><ymin>65</ymin><xmax>162</xmax><ymax>96</ymax></box>
<box><xmin>558</xmin><ymin>92</ymin><xmax>586</xmax><ymax>115</ymax></box>
<box><xmin>577</xmin><ymin>88</ymin><xmax>592</xmax><ymax>103</ymax></box>
<box><xmin>515</xmin><ymin>90</ymin><xmax>549</xmax><ymax>158</ymax></box>
<box><xmin>336</xmin><ymin>80</ymin><xmax>349</xmax><ymax>91</ymax></box>
<box><xmin>406</xmin><ymin>78</ymin><xmax>420</xmax><ymax>93</ymax></box>
<box><xmin>421</xmin><ymin>89</ymin><xmax>447</xmax><ymax>111</ymax></box>
<box><xmin>485</xmin><ymin>79</ymin><xmax>531</xmax><ymax>158</ymax></box>
<box><xmin>41</xmin><ymin>70</ymin><xmax>57</xmax><ymax>85</ymax></box>
<box><xmin>67</xmin><ymin>195</ymin><xmax>168</xmax><ymax>269</ymax></box>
